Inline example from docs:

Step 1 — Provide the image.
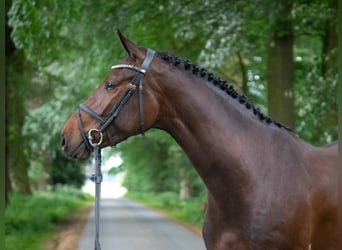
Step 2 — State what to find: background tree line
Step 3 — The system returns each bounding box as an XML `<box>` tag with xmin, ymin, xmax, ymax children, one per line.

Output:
<box><xmin>6</xmin><ymin>0</ymin><xmax>337</xmax><ymax>203</ymax></box>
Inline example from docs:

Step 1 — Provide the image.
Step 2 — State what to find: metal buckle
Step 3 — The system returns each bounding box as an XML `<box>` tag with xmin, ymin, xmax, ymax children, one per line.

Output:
<box><xmin>127</xmin><ymin>83</ymin><xmax>137</xmax><ymax>90</ymax></box>
<box><xmin>87</xmin><ymin>129</ymin><xmax>103</xmax><ymax>146</ymax></box>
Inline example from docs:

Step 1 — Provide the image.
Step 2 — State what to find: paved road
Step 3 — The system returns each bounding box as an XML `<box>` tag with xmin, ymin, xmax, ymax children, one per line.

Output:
<box><xmin>78</xmin><ymin>198</ymin><xmax>206</xmax><ymax>250</ymax></box>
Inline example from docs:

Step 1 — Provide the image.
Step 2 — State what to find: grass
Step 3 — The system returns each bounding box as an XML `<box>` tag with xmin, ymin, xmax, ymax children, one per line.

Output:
<box><xmin>126</xmin><ymin>191</ymin><xmax>206</xmax><ymax>229</ymax></box>
<box><xmin>5</xmin><ymin>185</ymin><xmax>93</xmax><ymax>250</ymax></box>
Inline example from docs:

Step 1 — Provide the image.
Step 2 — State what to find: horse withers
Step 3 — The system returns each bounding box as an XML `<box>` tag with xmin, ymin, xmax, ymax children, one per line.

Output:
<box><xmin>61</xmin><ymin>31</ymin><xmax>338</xmax><ymax>249</ymax></box>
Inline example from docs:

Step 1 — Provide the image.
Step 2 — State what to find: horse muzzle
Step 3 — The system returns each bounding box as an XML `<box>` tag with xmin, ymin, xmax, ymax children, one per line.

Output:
<box><xmin>60</xmin><ymin>132</ymin><xmax>92</xmax><ymax>161</ymax></box>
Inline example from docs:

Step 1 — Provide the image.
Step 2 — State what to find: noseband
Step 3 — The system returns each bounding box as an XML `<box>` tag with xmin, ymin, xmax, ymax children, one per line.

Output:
<box><xmin>73</xmin><ymin>48</ymin><xmax>155</xmax><ymax>157</ymax></box>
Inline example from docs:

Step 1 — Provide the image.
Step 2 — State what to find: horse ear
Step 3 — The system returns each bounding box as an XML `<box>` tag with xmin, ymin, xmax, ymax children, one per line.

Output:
<box><xmin>117</xmin><ymin>29</ymin><xmax>144</xmax><ymax>60</ymax></box>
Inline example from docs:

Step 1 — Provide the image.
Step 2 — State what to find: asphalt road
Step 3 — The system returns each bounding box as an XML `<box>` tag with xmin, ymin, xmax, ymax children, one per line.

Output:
<box><xmin>78</xmin><ymin>198</ymin><xmax>206</xmax><ymax>250</ymax></box>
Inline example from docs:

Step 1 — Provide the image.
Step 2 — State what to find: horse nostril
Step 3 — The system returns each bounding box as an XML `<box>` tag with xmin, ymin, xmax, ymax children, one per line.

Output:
<box><xmin>61</xmin><ymin>134</ymin><xmax>67</xmax><ymax>149</ymax></box>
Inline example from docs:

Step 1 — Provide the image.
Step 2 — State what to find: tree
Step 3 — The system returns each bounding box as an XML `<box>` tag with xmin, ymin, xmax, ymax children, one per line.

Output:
<box><xmin>321</xmin><ymin>0</ymin><xmax>337</xmax><ymax>78</ymax></box>
<box><xmin>293</xmin><ymin>0</ymin><xmax>338</xmax><ymax>144</ymax></box>
<box><xmin>118</xmin><ymin>130</ymin><xmax>204</xmax><ymax>198</ymax></box>
<box><xmin>7</xmin><ymin>0</ymin><xmax>98</xmax><ymax>190</ymax></box>
<box><xmin>51</xmin><ymin>151</ymin><xmax>85</xmax><ymax>188</ymax></box>
<box><xmin>5</xmin><ymin>1</ymin><xmax>14</xmax><ymax>205</ymax></box>
<box><xmin>119</xmin><ymin>133</ymin><xmax>173</xmax><ymax>193</ymax></box>
<box><xmin>6</xmin><ymin>54</ymin><xmax>33</xmax><ymax>195</ymax></box>
<box><xmin>5</xmin><ymin>0</ymin><xmax>32</xmax><ymax>196</ymax></box>
<box><xmin>266</xmin><ymin>0</ymin><xmax>295</xmax><ymax>128</ymax></box>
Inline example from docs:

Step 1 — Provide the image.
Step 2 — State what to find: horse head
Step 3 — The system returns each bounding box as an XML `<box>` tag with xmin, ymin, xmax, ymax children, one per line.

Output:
<box><xmin>61</xmin><ymin>31</ymin><xmax>161</xmax><ymax>160</ymax></box>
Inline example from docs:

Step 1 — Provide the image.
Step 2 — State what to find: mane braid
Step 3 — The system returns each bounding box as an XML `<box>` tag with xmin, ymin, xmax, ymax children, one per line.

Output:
<box><xmin>156</xmin><ymin>51</ymin><xmax>290</xmax><ymax>131</ymax></box>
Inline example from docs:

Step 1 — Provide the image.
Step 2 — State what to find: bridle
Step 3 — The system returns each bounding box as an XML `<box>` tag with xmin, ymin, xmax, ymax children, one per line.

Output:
<box><xmin>73</xmin><ymin>48</ymin><xmax>155</xmax><ymax>250</ymax></box>
<box><xmin>72</xmin><ymin>48</ymin><xmax>155</xmax><ymax>157</ymax></box>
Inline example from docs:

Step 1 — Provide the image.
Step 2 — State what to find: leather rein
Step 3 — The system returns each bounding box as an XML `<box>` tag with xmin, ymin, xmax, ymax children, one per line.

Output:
<box><xmin>75</xmin><ymin>48</ymin><xmax>155</xmax><ymax>250</ymax></box>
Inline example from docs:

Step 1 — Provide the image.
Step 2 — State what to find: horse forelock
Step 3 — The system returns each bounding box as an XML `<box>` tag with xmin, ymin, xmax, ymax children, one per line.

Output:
<box><xmin>155</xmin><ymin>51</ymin><xmax>291</xmax><ymax>131</ymax></box>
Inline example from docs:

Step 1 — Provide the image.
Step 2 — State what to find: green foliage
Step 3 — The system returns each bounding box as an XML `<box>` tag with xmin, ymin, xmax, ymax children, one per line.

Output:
<box><xmin>295</xmin><ymin>60</ymin><xmax>337</xmax><ymax>144</ymax></box>
<box><xmin>51</xmin><ymin>151</ymin><xmax>86</xmax><ymax>188</ymax></box>
<box><xmin>293</xmin><ymin>0</ymin><xmax>338</xmax><ymax>145</ymax></box>
<box><xmin>119</xmin><ymin>130</ymin><xmax>176</xmax><ymax>193</ymax></box>
<box><xmin>5</xmin><ymin>186</ymin><xmax>92</xmax><ymax>250</ymax></box>
<box><xmin>118</xmin><ymin>130</ymin><xmax>205</xmax><ymax>197</ymax></box>
<box><xmin>8</xmin><ymin>0</ymin><xmax>84</xmax><ymax>68</ymax></box>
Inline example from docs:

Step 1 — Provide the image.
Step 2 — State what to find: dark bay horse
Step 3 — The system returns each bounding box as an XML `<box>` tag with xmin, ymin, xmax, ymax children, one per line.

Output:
<box><xmin>61</xmin><ymin>31</ymin><xmax>338</xmax><ymax>249</ymax></box>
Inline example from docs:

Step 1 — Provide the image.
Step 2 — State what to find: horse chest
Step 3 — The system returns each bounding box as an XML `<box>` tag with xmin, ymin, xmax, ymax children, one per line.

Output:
<box><xmin>203</xmin><ymin>194</ymin><xmax>312</xmax><ymax>249</ymax></box>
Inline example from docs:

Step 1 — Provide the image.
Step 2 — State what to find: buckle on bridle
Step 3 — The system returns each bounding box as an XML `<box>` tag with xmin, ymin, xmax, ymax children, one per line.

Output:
<box><xmin>127</xmin><ymin>83</ymin><xmax>137</xmax><ymax>90</ymax></box>
<box><xmin>87</xmin><ymin>129</ymin><xmax>103</xmax><ymax>146</ymax></box>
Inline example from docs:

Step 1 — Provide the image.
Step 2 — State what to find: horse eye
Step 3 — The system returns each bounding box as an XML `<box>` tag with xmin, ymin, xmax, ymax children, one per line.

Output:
<box><xmin>105</xmin><ymin>82</ymin><xmax>115</xmax><ymax>90</ymax></box>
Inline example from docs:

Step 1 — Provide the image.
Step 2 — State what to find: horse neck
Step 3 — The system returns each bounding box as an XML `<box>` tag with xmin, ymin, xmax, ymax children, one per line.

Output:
<box><xmin>153</xmin><ymin>68</ymin><xmax>295</xmax><ymax>208</ymax></box>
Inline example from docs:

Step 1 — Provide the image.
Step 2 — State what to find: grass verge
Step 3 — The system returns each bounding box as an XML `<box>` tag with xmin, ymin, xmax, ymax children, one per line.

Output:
<box><xmin>5</xmin><ymin>185</ymin><xmax>93</xmax><ymax>250</ymax></box>
<box><xmin>126</xmin><ymin>192</ymin><xmax>206</xmax><ymax>231</ymax></box>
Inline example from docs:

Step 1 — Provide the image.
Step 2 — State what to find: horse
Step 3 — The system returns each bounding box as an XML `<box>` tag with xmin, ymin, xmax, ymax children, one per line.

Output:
<box><xmin>61</xmin><ymin>30</ymin><xmax>338</xmax><ymax>249</ymax></box>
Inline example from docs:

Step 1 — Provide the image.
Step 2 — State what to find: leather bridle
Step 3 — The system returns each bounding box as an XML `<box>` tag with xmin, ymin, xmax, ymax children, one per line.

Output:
<box><xmin>72</xmin><ymin>48</ymin><xmax>155</xmax><ymax>157</ymax></box>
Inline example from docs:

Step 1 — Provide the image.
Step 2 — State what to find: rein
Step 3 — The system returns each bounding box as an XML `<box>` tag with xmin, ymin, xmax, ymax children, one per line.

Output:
<box><xmin>88</xmin><ymin>129</ymin><xmax>103</xmax><ymax>250</ymax></box>
<box><xmin>77</xmin><ymin>49</ymin><xmax>155</xmax><ymax>249</ymax></box>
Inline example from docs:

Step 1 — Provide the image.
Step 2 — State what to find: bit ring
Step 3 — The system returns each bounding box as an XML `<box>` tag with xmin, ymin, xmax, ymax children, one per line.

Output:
<box><xmin>87</xmin><ymin>128</ymin><xmax>103</xmax><ymax>146</ymax></box>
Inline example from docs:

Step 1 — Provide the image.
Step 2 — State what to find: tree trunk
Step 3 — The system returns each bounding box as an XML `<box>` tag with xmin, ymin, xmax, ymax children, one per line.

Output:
<box><xmin>266</xmin><ymin>0</ymin><xmax>295</xmax><ymax>129</ymax></box>
<box><xmin>5</xmin><ymin>2</ymin><xmax>14</xmax><ymax>205</ymax></box>
<box><xmin>179</xmin><ymin>168</ymin><xmax>191</xmax><ymax>200</ymax></box>
<box><xmin>237</xmin><ymin>51</ymin><xmax>249</xmax><ymax>96</ymax></box>
<box><xmin>6</xmin><ymin>61</ymin><xmax>32</xmax><ymax>195</ymax></box>
<box><xmin>5</xmin><ymin>1</ymin><xmax>32</xmax><ymax>196</ymax></box>
<box><xmin>5</xmin><ymin>148</ymin><xmax>12</xmax><ymax>205</ymax></box>
<box><xmin>322</xmin><ymin>0</ymin><xmax>337</xmax><ymax>77</ymax></box>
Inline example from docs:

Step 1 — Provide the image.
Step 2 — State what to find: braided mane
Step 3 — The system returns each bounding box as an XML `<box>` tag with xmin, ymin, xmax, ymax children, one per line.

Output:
<box><xmin>156</xmin><ymin>51</ymin><xmax>290</xmax><ymax>130</ymax></box>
